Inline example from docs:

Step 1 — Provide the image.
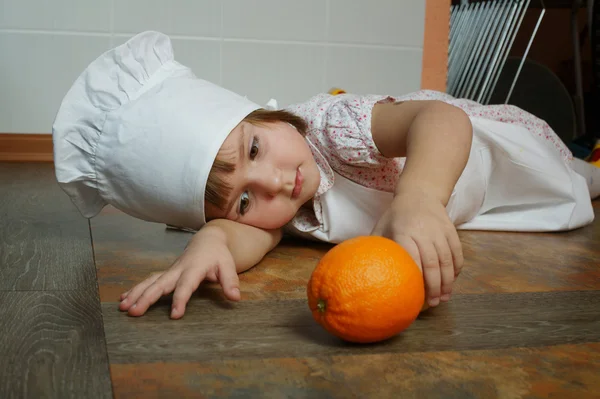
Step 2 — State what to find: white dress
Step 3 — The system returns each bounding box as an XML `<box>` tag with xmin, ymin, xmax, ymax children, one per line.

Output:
<box><xmin>284</xmin><ymin>92</ymin><xmax>595</xmax><ymax>244</ymax></box>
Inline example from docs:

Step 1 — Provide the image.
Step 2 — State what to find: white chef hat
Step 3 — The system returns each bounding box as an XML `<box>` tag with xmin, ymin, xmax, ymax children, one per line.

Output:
<box><xmin>52</xmin><ymin>31</ymin><xmax>261</xmax><ymax>230</ymax></box>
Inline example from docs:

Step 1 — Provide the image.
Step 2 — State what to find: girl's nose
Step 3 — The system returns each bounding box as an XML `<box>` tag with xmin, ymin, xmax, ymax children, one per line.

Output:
<box><xmin>251</xmin><ymin>165</ymin><xmax>283</xmax><ymax>195</ymax></box>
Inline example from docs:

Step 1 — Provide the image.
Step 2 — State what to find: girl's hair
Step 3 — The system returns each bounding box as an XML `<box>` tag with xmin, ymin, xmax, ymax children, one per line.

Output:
<box><xmin>205</xmin><ymin>109</ymin><xmax>308</xmax><ymax>213</ymax></box>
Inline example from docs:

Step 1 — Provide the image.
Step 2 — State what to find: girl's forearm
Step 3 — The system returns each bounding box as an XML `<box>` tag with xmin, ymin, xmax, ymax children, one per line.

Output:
<box><xmin>194</xmin><ymin>220</ymin><xmax>282</xmax><ymax>273</ymax></box>
<box><xmin>395</xmin><ymin>102</ymin><xmax>472</xmax><ymax>205</ymax></box>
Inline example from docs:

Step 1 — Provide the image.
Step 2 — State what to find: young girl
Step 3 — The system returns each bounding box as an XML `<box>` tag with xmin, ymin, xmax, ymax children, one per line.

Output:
<box><xmin>53</xmin><ymin>31</ymin><xmax>599</xmax><ymax>319</ymax></box>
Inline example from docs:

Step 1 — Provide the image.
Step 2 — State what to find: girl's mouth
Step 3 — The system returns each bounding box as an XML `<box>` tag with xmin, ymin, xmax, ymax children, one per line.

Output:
<box><xmin>292</xmin><ymin>167</ymin><xmax>303</xmax><ymax>199</ymax></box>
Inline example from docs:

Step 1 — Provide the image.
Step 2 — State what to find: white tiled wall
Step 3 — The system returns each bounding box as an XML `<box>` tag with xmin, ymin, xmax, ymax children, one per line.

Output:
<box><xmin>0</xmin><ymin>0</ymin><xmax>425</xmax><ymax>134</ymax></box>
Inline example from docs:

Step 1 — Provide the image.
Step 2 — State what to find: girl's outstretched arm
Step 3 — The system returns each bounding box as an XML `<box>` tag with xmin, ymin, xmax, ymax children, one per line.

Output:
<box><xmin>206</xmin><ymin>219</ymin><xmax>283</xmax><ymax>273</ymax></box>
<box><xmin>370</xmin><ymin>100</ymin><xmax>472</xmax><ymax>308</ymax></box>
<box><xmin>119</xmin><ymin>220</ymin><xmax>282</xmax><ymax>319</ymax></box>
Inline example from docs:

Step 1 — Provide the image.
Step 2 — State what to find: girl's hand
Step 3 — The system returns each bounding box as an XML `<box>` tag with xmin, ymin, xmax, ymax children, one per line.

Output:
<box><xmin>371</xmin><ymin>189</ymin><xmax>464</xmax><ymax>308</ymax></box>
<box><xmin>118</xmin><ymin>228</ymin><xmax>240</xmax><ymax>319</ymax></box>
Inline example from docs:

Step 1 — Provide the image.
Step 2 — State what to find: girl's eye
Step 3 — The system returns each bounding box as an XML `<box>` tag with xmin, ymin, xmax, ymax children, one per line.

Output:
<box><xmin>249</xmin><ymin>137</ymin><xmax>259</xmax><ymax>159</ymax></box>
<box><xmin>239</xmin><ymin>191</ymin><xmax>250</xmax><ymax>215</ymax></box>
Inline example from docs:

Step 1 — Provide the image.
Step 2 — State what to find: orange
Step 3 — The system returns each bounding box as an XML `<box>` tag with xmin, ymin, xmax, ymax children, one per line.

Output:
<box><xmin>307</xmin><ymin>236</ymin><xmax>425</xmax><ymax>343</ymax></box>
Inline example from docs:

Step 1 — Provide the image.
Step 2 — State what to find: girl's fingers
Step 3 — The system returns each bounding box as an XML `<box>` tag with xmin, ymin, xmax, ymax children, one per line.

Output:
<box><xmin>435</xmin><ymin>237</ymin><xmax>455</xmax><ymax>302</ymax></box>
<box><xmin>416</xmin><ymin>239</ymin><xmax>441</xmax><ymax>307</ymax></box>
<box><xmin>392</xmin><ymin>235</ymin><xmax>422</xmax><ymax>270</ymax></box>
<box><xmin>119</xmin><ymin>273</ymin><xmax>162</xmax><ymax>311</ymax></box>
<box><xmin>217</xmin><ymin>258</ymin><xmax>241</xmax><ymax>302</ymax></box>
<box><xmin>127</xmin><ymin>270</ymin><xmax>181</xmax><ymax>317</ymax></box>
<box><xmin>170</xmin><ymin>268</ymin><xmax>208</xmax><ymax>319</ymax></box>
<box><xmin>447</xmin><ymin>227</ymin><xmax>464</xmax><ymax>277</ymax></box>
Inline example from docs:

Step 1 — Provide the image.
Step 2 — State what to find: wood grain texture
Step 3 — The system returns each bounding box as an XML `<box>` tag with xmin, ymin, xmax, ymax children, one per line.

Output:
<box><xmin>0</xmin><ymin>163</ymin><xmax>112</xmax><ymax>398</ymax></box>
<box><xmin>109</xmin><ymin>342</ymin><xmax>600</xmax><ymax>399</ymax></box>
<box><xmin>0</xmin><ymin>291</ymin><xmax>112</xmax><ymax>399</ymax></box>
<box><xmin>102</xmin><ymin>290</ymin><xmax>600</xmax><ymax>364</ymax></box>
<box><xmin>0</xmin><ymin>134</ymin><xmax>53</xmax><ymax>162</ymax></box>
<box><xmin>0</xmin><ymin>163</ymin><xmax>96</xmax><ymax>290</ymax></box>
<box><xmin>455</xmin><ymin>217</ymin><xmax>600</xmax><ymax>294</ymax></box>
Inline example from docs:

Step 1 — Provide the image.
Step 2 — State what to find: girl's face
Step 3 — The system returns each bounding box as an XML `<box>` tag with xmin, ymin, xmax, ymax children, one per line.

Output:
<box><xmin>205</xmin><ymin>120</ymin><xmax>321</xmax><ymax>229</ymax></box>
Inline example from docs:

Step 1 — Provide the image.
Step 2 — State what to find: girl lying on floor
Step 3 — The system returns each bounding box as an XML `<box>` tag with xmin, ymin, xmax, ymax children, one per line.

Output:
<box><xmin>52</xmin><ymin>32</ymin><xmax>599</xmax><ymax>318</ymax></box>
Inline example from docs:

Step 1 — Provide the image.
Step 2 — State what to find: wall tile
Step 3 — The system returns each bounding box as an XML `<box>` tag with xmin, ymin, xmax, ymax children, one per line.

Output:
<box><xmin>0</xmin><ymin>33</ymin><xmax>110</xmax><ymax>133</ymax></box>
<box><xmin>113</xmin><ymin>0</ymin><xmax>221</xmax><ymax>37</ymax></box>
<box><xmin>329</xmin><ymin>0</ymin><xmax>425</xmax><ymax>47</ymax></box>
<box><xmin>170</xmin><ymin>39</ymin><xmax>221</xmax><ymax>84</ymax></box>
<box><xmin>0</xmin><ymin>0</ymin><xmax>429</xmax><ymax>134</ymax></box>
<box><xmin>325</xmin><ymin>46</ymin><xmax>422</xmax><ymax>95</ymax></box>
<box><xmin>223</xmin><ymin>0</ymin><xmax>326</xmax><ymax>42</ymax></box>
<box><xmin>0</xmin><ymin>0</ymin><xmax>110</xmax><ymax>32</ymax></box>
<box><xmin>222</xmin><ymin>41</ymin><xmax>325</xmax><ymax>107</ymax></box>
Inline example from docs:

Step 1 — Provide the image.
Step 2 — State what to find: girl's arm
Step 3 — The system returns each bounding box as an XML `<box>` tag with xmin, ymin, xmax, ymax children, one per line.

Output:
<box><xmin>120</xmin><ymin>220</ymin><xmax>282</xmax><ymax>318</ymax></box>
<box><xmin>203</xmin><ymin>219</ymin><xmax>283</xmax><ymax>273</ymax></box>
<box><xmin>370</xmin><ymin>100</ymin><xmax>472</xmax><ymax>308</ymax></box>
<box><xmin>371</xmin><ymin>100</ymin><xmax>473</xmax><ymax>204</ymax></box>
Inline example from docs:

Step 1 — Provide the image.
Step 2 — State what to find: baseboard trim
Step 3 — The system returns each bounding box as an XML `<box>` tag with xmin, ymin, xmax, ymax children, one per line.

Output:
<box><xmin>0</xmin><ymin>134</ymin><xmax>53</xmax><ymax>162</ymax></box>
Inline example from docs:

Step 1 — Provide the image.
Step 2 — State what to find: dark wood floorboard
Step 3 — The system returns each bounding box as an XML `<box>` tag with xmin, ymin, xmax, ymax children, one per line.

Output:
<box><xmin>0</xmin><ymin>164</ymin><xmax>97</xmax><ymax>290</ymax></box>
<box><xmin>0</xmin><ymin>291</ymin><xmax>112</xmax><ymax>398</ymax></box>
<box><xmin>457</xmin><ymin>220</ymin><xmax>600</xmax><ymax>293</ymax></box>
<box><xmin>103</xmin><ymin>290</ymin><xmax>600</xmax><ymax>363</ymax></box>
<box><xmin>108</xmin><ymin>342</ymin><xmax>600</xmax><ymax>399</ymax></box>
<box><xmin>0</xmin><ymin>163</ymin><xmax>112</xmax><ymax>399</ymax></box>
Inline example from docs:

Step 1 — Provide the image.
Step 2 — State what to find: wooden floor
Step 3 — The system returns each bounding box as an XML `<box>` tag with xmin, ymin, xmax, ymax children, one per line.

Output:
<box><xmin>1</xmin><ymin>162</ymin><xmax>599</xmax><ymax>398</ymax></box>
